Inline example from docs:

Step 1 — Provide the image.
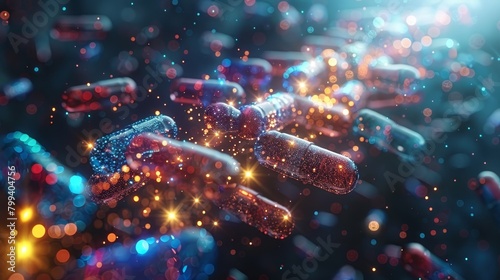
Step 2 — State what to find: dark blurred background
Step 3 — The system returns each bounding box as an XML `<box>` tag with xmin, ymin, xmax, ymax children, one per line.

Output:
<box><xmin>1</xmin><ymin>0</ymin><xmax>500</xmax><ymax>279</ymax></box>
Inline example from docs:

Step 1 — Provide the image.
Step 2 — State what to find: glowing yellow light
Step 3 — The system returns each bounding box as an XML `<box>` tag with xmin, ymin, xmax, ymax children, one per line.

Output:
<box><xmin>17</xmin><ymin>241</ymin><xmax>32</xmax><ymax>260</ymax></box>
<box><xmin>213</xmin><ymin>221</ymin><xmax>219</xmax><ymax>226</ymax></box>
<box><xmin>197</xmin><ymin>221</ymin><xmax>202</xmax><ymax>226</ymax></box>
<box><xmin>166</xmin><ymin>211</ymin><xmax>177</xmax><ymax>221</ymax></box>
<box><xmin>20</xmin><ymin>208</ymin><xmax>33</xmax><ymax>222</ymax></box>
<box><xmin>342</xmin><ymin>109</ymin><xmax>350</xmax><ymax>116</ymax></box>
<box><xmin>121</xmin><ymin>165</ymin><xmax>130</xmax><ymax>173</ymax></box>
<box><xmin>154</xmin><ymin>195</ymin><xmax>160</xmax><ymax>201</ymax></box>
<box><xmin>32</xmin><ymin>224</ymin><xmax>46</xmax><ymax>238</ymax></box>
<box><xmin>155</xmin><ymin>110</ymin><xmax>160</xmax><ymax>116</ymax></box>
<box><xmin>244</xmin><ymin>170</ymin><xmax>253</xmax><ymax>178</ymax></box>
<box><xmin>87</xmin><ymin>143</ymin><xmax>94</xmax><ymax>149</ymax></box>
<box><xmin>368</xmin><ymin>221</ymin><xmax>380</xmax><ymax>232</ymax></box>
<box><xmin>283</xmin><ymin>215</ymin><xmax>290</xmax><ymax>221</ymax></box>
<box><xmin>194</xmin><ymin>198</ymin><xmax>200</xmax><ymax>204</ymax></box>
<box><xmin>133</xmin><ymin>196</ymin><xmax>139</xmax><ymax>202</ymax></box>
<box><xmin>372</xmin><ymin>267</ymin><xmax>377</xmax><ymax>272</ymax></box>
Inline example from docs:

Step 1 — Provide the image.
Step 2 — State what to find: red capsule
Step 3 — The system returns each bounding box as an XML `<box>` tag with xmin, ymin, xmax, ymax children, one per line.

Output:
<box><xmin>62</xmin><ymin>77</ymin><xmax>137</xmax><ymax>112</ymax></box>
<box><xmin>51</xmin><ymin>15</ymin><xmax>112</xmax><ymax>41</ymax></box>
<box><xmin>216</xmin><ymin>185</ymin><xmax>294</xmax><ymax>239</ymax></box>
<box><xmin>254</xmin><ymin>131</ymin><xmax>359</xmax><ymax>194</ymax></box>
<box><xmin>170</xmin><ymin>78</ymin><xmax>246</xmax><ymax>107</ymax></box>
<box><xmin>262</xmin><ymin>51</ymin><xmax>312</xmax><ymax>77</ymax></box>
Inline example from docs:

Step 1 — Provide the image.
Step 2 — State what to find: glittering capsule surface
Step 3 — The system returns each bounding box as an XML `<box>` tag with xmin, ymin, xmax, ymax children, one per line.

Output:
<box><xmin>87</xmin><ymin>170</ymin><xmax>149</xmax><ymax>205</ymax></box>
<box><xmin>90</xmin><ymin>115</ymin><xmax>177</xmax><ymax>174</ymax></box>
<box><xmin>169</xmin><ymin>78</ymin><xmax>246</xmax><ymax>107</ymax></box>
<box><xmin>254</xmin><ymin>131</ymin><xmax>359</xmax><ymax>194</ymax></box>
<box><xmin>205</xmin><ymin>93</ymin><xmax>351</xmax><ymax>139</ymax></box>
<box><xmin>237</xmin><ymin>93</ymin><xmax>296</xmax><ymax>139</ymax></box>
<box><xmin>62</xmin><ymin>77</ymin><xmax>137</xmax><ymax>113</ymax></box>
<box><xmin>216</xmin><ymin>185</ymin><xmax>294</xmax><ymax>239</ymax></box>
<box><xmin>51</xmin><ymin>15</ymin><xmax>112</xmax><ymax>41</ymax></box>
<box><xmin>125</xmin><ymin>133</ymin><xmax>241</xmax><ymax>186</ymax></box>
<box><xmin>353</xmin><ymin>109</ymin><xmax>425</xmax><ymax>162</ymax></box>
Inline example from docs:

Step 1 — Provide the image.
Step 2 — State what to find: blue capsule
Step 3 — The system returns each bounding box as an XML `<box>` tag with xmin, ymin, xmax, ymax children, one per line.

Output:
<box><xmin>283</xmin><ymin>56</ymin><xmax>327</xmax><ymax>93</ymax></box>
<box><xmin>218</xmin><ymin>58</ymin><xmax>272</xmax><ymax>92</ymax></box>
<box><xmin>90</xmin><ymin>115</ymin><xmax>177</xmax><ymax>174</ymax></box>
<box><xmin>0</xmin><ymin>78</ymin><xmax>33</xmax><ymax>105</ymax></box>
<box><xmin>353</xmin><ymin>109</ymin><xmax>425</xmax><ymax>162</ymax></box>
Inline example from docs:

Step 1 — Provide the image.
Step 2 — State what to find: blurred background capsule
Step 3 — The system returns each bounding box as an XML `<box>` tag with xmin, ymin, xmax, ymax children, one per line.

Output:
<box><xmin>400</xmin><ymin>243</ymin><xmax>464</xmax><ymax>280</ymax></box>
<box><xmin>169</xmin><ymin>78</ymin><xmax>246</xmax><ymax>107</ymax></box>
<box><xmin>62</xmin><ymin>77</ymin><xmax>137</xmax><ymax>113</ymax></box>
<box><xmin>474</xmin><ymin>171</ymin><xmax>500</xmax><ymax>223</ymax></box>
<box><xmin>353</xmin><ymin>109</ymin><xmax>426</xmax><ymax>162</ymax></box>
<box><xmin>218</xmin><ymin>58</ymin><xmax>272</xmax><ymax>93</ymax></box>
<box><xmin>51</xmin><ymin>15</ymin><xmax>112</xmax><ymax>41</ymax></box>
<box><xmin>262</xmin><ymin>51</ymin><xmax>312</xmax><ymax>77</ymax></box>
<box><xmin>0</xmin><ymin>77</ymin><xmax>32</xmax><ymax>105</ymax></box>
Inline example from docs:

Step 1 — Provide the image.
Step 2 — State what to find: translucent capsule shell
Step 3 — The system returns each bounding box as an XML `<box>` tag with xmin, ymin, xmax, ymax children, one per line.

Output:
<box><xmin>51</xmin><ymin>15</ymin><xmax>112</xmax><ymax>41</ymax></box>
<box><xmin>262</xmin><ymin>51</ymin><xmax>312</xmax><ymax>76</ymax></box>
<box><xmin>125</xmin><ymin>133</ymin><xmax>241</xmax><ymax>186</ymax></box>
<box><xmin>205</xmin><ymin>93</ymin><xmax>351</xmax><ymax>139</ymax></box>
<box><xmin>217</xmin><ymin>185</ymin><xmax>294</xmax><ymax>239</ymax></box>
<box><xmin>170</xmin><ymin>78</ymin><xmax>246</xmax><ymax>107</ymax></box>
<box><xmin>62</xmin><ymin>77</ymin><xmax>137</xmax><ymax>112</ymax></box>
<box><xmin>204</xmin><ymin>102</ymin><xmax>242</xmax><ymax>133</ymax></box>
<box><xmin>254</xmin><ymin>131</ymin><xmax>359</xmax><ymax>194</ymax></box>
<box><xmin>365</xmin><ymin>64</ymin><xmax>422</xmax><ymax>96</ymax></box>
<box><xmin>87</xmin><ymin>171</ymin><xmax>149</xmax><ymax>205</ymax></box>
<box><xmin>401</xmin><ymin>243</ymin><xmax>464</xmax><ymax>280</ymax></box>
<box><xmin>353</xmin><ymin>109</ymin><xmax>425</xmax><ymax>162</ymax></box>
<box><xmin>238</xmin><ymin>93</ymin><xmax>296</xmax><ymax>139</ymax></box>
<box><xmin>90</xmin><ymin>115</ymin><xmax>177</xmax><ymax>174</ymax></box>
<box><xmin>476</xmin><ymin>171</ymin><xmax>500</xmax><ymax>223</ymax></box>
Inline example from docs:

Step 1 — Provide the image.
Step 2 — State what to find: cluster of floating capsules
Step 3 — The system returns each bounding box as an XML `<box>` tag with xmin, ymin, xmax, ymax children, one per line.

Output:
<box><xmin>4</xmin><ymin>1</ymin><xmax>496</xmax><ymax>278</ymax></box>
<box><xmin>87</xmin><ymin>115</ymin><xmax>294</xmax><ymax>239</ymax></box>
